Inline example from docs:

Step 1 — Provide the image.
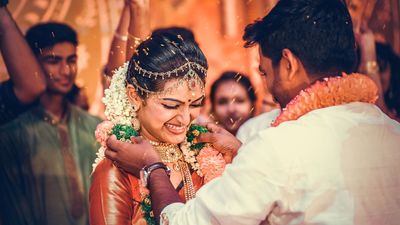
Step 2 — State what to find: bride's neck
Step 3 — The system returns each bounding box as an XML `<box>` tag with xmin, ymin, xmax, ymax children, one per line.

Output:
<box><xmin>139</xmin><ymin>128</ymin><xmax>178</xmax><ymax>146</ymax></box>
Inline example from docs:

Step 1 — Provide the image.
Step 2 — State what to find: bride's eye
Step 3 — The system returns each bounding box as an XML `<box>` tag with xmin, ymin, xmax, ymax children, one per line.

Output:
<box><xmin>190</xmin><ymin>97</ymin><xmax>205</xmax><ymax>108</ymax></box>
<box><xmin>190</xmin><ymin>104</ymin><xmax>203</xmax><ymax>108</ymax></box>
<box><xmin>162</xmin><ymin>104</ymin><xmax>180</xmax><ymax>109</ymax></box>
<box><xmin>190</xmin><ymin>101</ymin><xmax>204</xmax><ymax>108</ymax></box>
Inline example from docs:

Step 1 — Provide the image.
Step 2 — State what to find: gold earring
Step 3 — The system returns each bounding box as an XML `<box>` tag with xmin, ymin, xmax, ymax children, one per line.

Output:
<box><xmin>131</xmin><ymin>104</ymin><xmax>140</xmax><ymax>130</ymax></box>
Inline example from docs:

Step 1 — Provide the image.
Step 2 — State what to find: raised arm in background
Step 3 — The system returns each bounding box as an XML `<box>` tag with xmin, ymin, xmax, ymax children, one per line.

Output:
<box><xmin>126</xmin><ymin>0</ymin><xmax>150</xmax><ymax>61</ymax></box>
<box><xmin>0</xmin><ymin>5</ymin><xmax>46</xmax><ymax>104</ymax></box>
<box><xmin>104</xmin><ymin>0</ymin><xmax>150</xmax><ymax>77</ymax></box>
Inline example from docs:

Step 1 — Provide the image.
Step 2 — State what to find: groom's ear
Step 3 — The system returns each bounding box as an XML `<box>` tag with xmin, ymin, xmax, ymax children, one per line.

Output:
<box><xmin>126</xmin><ymin>84</ymin><xmax>142</xmax><ymax>110</ymax></box>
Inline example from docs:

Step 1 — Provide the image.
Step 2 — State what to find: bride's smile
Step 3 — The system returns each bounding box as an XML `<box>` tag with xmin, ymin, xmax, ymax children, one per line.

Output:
<box><xmin>164</xmin><ymin>122</ymin><xmax>186</xmax><ymax>134</ymax></box>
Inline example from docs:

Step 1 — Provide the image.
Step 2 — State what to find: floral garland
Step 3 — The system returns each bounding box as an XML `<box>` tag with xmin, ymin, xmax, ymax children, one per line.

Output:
<box><xmin>93</xmin><ymin>63</ymin><xmax>226</xmax><ymax>224</ymax></box>
<box><xmin>138</xmin><ymin>182</ymin><xmax>156</xmax><ymax>225</ymax></box>
<box><xmin>272</xmin><ymin>73</ymin><xmax>378</xmax><ymax>127</ymax></box>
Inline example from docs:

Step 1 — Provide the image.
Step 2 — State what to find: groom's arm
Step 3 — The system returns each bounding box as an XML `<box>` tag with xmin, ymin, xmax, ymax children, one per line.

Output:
<box><xmin>147</xmin><ymin>169</ymin><xmax>182</xmax><ymax>222</ymax></box>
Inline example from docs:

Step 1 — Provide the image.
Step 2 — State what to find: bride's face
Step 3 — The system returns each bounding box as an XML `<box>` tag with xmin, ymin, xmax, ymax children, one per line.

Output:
<box><xmin>131</xmin><ymin>79</ymin><xmax>204</xmax><ymax>144</ymax></box>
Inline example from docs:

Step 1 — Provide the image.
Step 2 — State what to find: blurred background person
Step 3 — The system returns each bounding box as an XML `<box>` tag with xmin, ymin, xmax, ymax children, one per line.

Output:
<box><xmin>236</xmin><ymin>72</ymin><xmax>281</xmax><ymax>143</ymax></box>
<box><xmin>356</xmin><ymin>23</ymin><xmax>400</xmax><ymax>121</ymax></box>
<box><xmin>0</xmin><ymin>1</ymin><xmax>46</xmax><ymax>125</ymax></box>
<box><xmin>0</xmin><ymin>22</ymin><xmax>100</xmax><ymax>225</ymax></box>
<box><xmin>209</xmin><ymin>71</ymin><xmax>256</xmax><ymax>135</ymax></box>
<box><xmin>66</xmin><ymin>83</ymin><xmax>90</xmax><ymax>111</ymax></box>
<box><xmin>375</xmin><ymin>42</ymin><xmax>400</xmax><ymax>121</ymax></box>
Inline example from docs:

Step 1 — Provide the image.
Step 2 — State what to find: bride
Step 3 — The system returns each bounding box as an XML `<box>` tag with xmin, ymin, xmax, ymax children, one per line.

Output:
<box><xmin>89</xmin><ymin>31</ymin><xmax>225</xmax><ymax>224</ymax></box>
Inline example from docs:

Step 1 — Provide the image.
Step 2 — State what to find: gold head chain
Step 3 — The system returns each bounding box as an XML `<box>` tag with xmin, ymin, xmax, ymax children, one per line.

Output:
<box><xmin>130</xmin><ymin>60</ymin><xmax>207</xmax><ymax>97</ymax></box>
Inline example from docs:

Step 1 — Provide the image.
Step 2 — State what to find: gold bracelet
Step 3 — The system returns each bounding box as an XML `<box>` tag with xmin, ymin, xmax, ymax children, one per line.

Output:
<box><xmin>362</xmin><ymin>60</ymin><xmax>379</xmax><ymax>76</ymax></box>
<box><xmin>128</xmin><ymin>34</ymin><xmax>142</xmax><ymax>47</ymax></box>
<box><xmin>114</xmin><ymin>32</ymin><xmax>128</xmax><ymax>41</ymax></box>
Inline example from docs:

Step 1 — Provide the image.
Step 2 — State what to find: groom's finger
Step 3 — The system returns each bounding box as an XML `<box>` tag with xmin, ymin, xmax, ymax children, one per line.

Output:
<box><xmin>130</xmin><ymin>136</ymin><xmax>143</xmax><ymax>144</ymax></box>
<box><xmin>106</xmin><ymin>135</ymin><xmax>131</xmax><ymax>152</ymax></box>
<box><xmin>104</xmin><ymin>148</ymin><xmax>117</xmax><ymax>161</ymax></box>
<box><xmin>205</xmin><ymin>123</ymin><xmax>223</xmax><ymax>133</ymax></box>
<box><xmin>195</xmin><ymin>132</ymin><xmax>215</xmax><ymax>144</ymax></box>
<box><xmin>105</xmin><ymin>135</ymin><xmax>119</xmax><ymax>152</ymax></box>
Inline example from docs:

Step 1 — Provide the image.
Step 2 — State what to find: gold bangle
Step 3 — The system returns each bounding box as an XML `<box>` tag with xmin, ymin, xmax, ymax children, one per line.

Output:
<box><xmin>364</xmin><ymin>60</ymin><xmax>379</xmax><ymax>75</ymax></box>
<box><xmin>128</xmin><ymin>34</ymin><xmax>142</xmax><ymax>47</ymax></box>
<box><xmin>114</xmin><ymin>32</ymin><xmax>128</xmax><ymax>41</ymax></box>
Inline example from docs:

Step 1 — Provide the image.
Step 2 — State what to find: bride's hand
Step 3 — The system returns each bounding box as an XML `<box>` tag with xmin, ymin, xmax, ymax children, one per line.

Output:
<box><xmin>105</xmin><ymin>135</ymin><xmax>161</xmax><ymax>177</ymax></box>
<box><xmin>195</xmin><ymin>123</ymin><xmax>242</xmax><ymax>163</ymax></box>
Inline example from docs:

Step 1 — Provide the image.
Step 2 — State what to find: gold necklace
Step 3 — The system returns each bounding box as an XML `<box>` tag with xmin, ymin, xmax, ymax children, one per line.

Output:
<box><xmin>148</xmin><ymin>140</ymin><xmax>183</xmax><ymax>163</ymax></box>
<box><xmin>148</xmin><ymin>140</ymin><xmax>195</xmax><ymax>201</ymax></box>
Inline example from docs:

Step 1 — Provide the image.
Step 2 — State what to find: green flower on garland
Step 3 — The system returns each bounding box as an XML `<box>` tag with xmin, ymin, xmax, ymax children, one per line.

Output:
<box><xmin>111</xmin><ymin>124</ymin><xmax>139</xmax><ymax>141</ymax></box>
<box><xmin>187</xmin><ymin>124</ymin><xmax>208</xmax><ymax>151</ymax></box>
<box><xmin>141</xmin><ymin>195</ymin><xmax>156</xmax><ymax>225</ymax></box>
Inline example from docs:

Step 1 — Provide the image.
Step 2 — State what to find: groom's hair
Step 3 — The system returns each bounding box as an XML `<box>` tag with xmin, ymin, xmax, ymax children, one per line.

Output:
<box><xmin>243</xmin><ymin>0</ymin><xmax>356</xmax><ymax>78</ymax></box>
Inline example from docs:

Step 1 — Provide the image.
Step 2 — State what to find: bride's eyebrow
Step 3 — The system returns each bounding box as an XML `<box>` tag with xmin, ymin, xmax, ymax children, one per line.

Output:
<box><xmin>161</xmin><ymin>95</ymin><xmax>204</xmax><ymax>104</ymax></box>
<box><xmin>191</xmin><ymin>96</ymin><xmax>205</xmax><ymax>103</ymax></box>
<box><xmin>161</xmin><ymin>98</ymin><xmax>184</xmax><ymax>104</ymax></box>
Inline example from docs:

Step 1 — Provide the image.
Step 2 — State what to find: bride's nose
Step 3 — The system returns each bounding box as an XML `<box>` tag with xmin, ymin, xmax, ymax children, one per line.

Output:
<box><xmin>175</xmin><ymin>106</ymin><xmax>191</xmax><ymax>126</ymax></box>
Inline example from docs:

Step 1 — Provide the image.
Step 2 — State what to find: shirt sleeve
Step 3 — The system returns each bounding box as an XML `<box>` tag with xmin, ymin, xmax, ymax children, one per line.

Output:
<box><xmin>0</xmin><ymin>81</ymin><xmax>31</xmax><ymax>125</ymax></box>
<box><xmin>160</xmin><ymin>132</ymin><xmax>287</xmax><ymax>225</ymax></box>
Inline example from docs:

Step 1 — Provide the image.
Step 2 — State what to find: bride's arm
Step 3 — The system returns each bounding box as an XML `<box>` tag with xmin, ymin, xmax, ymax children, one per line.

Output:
<box><xmin>126</xmin><ymin>0</ymin><xmax>150</xmax><ymax>61</ymax></box>
<box><xmin>104</xmin><ymin>4</ymin><xmax>130</xmax><ymax>78</ymax></box>
<box><xmin>89</xmin><ymin>159</ymin><xmax>133</xmax><ymax>225</ymax></box>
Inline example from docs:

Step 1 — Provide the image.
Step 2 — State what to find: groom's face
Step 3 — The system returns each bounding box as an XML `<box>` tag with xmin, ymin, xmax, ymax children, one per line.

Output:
<box><xmin>258</xmin><ymin>50</ymin><xmax>288</xmax><ymax>108</ymax></box>
<box><xmin>258</xmin><ymin>47</ymin><xmax>309</xmax><ymax>108</ymax></box>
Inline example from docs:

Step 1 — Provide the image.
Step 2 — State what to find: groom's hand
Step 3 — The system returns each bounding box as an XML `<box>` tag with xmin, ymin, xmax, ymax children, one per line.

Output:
<box><xmin>105</xmin><ymin>135</ymin><xmax>161</xmax><ymax>177</ymax></box>
<box><xmin>195</xmin><ymin>123</ymin><xmax>242</xmax><ymax>163</ymax></box>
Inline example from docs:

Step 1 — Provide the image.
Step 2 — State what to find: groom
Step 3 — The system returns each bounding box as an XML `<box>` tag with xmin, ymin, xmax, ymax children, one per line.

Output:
<box><xmin>105</xmin><ymin>0</ymin><xmax>400</xmax><ymax>224</ymax></box>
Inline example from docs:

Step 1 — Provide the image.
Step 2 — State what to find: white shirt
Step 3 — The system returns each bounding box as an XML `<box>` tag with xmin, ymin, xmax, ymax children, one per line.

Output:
<box><xmin>236</xmin><ymin>109</ymin><xmax>281</xmax><ymax>143</ymax></box>
<box><xmin>161</xmin><ymin>102</ymin><xmax>400</xmax><ymax>225</ymax></box>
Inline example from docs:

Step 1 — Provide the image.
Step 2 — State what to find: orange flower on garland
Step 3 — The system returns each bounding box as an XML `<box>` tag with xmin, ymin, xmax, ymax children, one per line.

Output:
<box><xmin>95</xmin><ymin>121</ymin><xmax>114</xmax><ymax>146</ymax></box>
<box><xmin>196</xmin><ymin>146</ymin><xmax>226</xmax><ymax>184</ymax></box>
<box><xmin>272</xmin><ymin>73</ymin><xmax>378</xmax><ymax>127</ymax></box>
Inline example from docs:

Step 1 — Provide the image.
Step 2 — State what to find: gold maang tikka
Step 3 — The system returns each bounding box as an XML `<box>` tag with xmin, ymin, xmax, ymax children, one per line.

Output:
<box><xmin>130</xmin><ymin>60</ymin><xmax>207</xmax><ymax>98</ymax></box>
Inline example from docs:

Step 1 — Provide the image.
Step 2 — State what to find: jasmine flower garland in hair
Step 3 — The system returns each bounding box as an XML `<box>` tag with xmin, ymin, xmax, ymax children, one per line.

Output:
<box><xmin>93</xmin><ymin>63</ymin><xmax>137</xmax><ymax>171</ymax></box>
<box><xmin>103</xmin><ymin>62</ymin><xmax>134</xmax><ymax>125</ymax></box>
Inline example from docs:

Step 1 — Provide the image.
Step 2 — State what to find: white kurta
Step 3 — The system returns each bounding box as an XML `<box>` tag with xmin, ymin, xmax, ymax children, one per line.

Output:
<box><xmin>236</xmin><ymin>109</ymin><xmax>280</xmax><ymax>143</ymax></box>
<box><xmin>161</xmin><ymin>102</ymin><xmax>400</xmax><ymax>225</ymax></box>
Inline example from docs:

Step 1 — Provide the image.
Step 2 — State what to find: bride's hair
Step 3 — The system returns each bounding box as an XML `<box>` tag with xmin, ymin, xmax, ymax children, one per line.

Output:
<box><xmin>126</xmin><ymin>32</ymin><xmax>208</xmax><ymax>99</ymax></box>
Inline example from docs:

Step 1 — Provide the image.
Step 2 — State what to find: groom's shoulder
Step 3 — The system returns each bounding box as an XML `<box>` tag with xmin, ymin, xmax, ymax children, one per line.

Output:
<box><xmin>236</xmin><ymin>109</ymin><xmax>281</xmax><ymax>143</ymax></box>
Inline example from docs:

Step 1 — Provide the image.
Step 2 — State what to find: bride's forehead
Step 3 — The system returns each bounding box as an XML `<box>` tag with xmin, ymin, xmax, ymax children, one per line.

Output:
<box><xmin>152</xmin><ymin>80</ymin><xmax>203</xmax><ymax>101</ymax></box>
